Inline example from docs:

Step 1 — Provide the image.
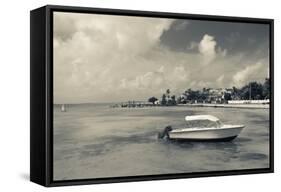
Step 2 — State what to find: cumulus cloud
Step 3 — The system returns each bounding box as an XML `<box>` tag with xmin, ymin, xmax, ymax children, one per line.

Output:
<box><xmin>54</xmin><ymin>12</ymin><xmax>176</xmax><ymax>103</ymax></box>
<box><xmin>198</xmin><ymin>34</ymin><xmax>217</xmax><ymax>65</ymax></box>
<box><xmin>120</xmin><ymin>66</ymin><xmax>166</xmax><ymax>90</ymax></box>
<box><xmin>119</xmin><ymin>65</ymin><xmax>189</xmax><ymax>96</ymax></box>
<box><xmin>232</xmin><ymin>62</ymin><xmax>263</xmax><ymax>87</ymax></box>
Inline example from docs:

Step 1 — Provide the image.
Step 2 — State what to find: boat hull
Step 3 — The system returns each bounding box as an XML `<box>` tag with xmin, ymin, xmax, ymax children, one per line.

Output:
<box><xmin>169</xmin><ymin>135</ymin><xmax>237</xmax><ymax>142</ymax></box>
<box><xmin>168</xmin><ymin>126</ymin><xmax>243</xmax><ymax>141</ymax></box>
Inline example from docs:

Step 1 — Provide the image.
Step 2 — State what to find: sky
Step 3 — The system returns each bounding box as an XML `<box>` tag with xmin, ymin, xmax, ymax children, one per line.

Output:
<box><xmin>53</xmin><ymin>12</ymin><xmax>270</xmax><ymax>104</ymax></box>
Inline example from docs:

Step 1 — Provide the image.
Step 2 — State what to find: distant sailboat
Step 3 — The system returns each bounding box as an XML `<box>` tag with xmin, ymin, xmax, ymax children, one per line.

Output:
<box><xmin>61</xmin><ymin>104</ymin><xmax>66</xmax><ymax>112</ymax></box>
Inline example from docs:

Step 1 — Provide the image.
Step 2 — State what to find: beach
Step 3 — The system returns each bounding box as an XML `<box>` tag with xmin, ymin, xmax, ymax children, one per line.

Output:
<box><xmin>178</xmin><ymin>103</ymin><xmax>270</xmax><ymax>109</ymax></box>
<box><xmin>53</xmin><ymin>104</ymin><xmax>270</xmax><ymax>180</ymax></box>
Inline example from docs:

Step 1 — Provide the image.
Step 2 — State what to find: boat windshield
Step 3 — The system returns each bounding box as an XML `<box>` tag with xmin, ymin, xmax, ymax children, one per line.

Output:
<box><xmin>185</xmin><ymin>119</ymin><xmax>222</xmax><ymax>128</ymax></box>
<box><xmin>184</xmin><ymin>115</ymin><xmax>223</xmax><ymax>128</ymax></box>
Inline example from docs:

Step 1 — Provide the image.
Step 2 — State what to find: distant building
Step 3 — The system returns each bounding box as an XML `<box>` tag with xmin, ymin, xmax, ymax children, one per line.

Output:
<box><xmin>207</xmin><ymin>88</ymin><xmax>233</xmax><ymax>104</ymax></box>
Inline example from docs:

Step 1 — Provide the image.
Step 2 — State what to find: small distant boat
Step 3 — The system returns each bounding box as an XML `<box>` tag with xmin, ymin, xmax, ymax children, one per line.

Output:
<box><xmin>61</xmin><ymin>104</ymin><xmax>66</xmax><ymax>112</ymax></box>
<box><xmin>158</xmin><ymin>115</ymin><xmax>244</xmax><ymax>141</ymax></box>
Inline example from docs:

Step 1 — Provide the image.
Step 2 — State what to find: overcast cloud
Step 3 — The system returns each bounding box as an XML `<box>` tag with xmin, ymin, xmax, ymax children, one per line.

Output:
<box><xmin>53</xmin><ymin>12</ymin><xmax>269</xmax><ymax>103</ymax></box>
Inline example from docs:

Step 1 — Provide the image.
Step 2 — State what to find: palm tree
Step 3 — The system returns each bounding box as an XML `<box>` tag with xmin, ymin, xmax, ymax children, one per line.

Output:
<box><xmin>166</xmin><ymin>89</ymin><xmax>170</xmax><ymax>99</ymax></box>
<box><xmin>161</xmin><ymin>94</ymin><xmax>167</xmax><ymax>105</ymax></box>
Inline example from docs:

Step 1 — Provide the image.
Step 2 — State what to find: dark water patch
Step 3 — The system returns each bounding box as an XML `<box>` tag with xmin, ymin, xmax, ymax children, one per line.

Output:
<box><xmin>239</xmin><ymin>153</ymin><xmax>267</xmax><ymax>161</ymax></box>
<box><xmin>94</xmin><ymin>117</ymin><xmax>140</xmax><ymax>123</ymax></box>
<box><xmin>251</xmin><ymin>132</ymin><xmax>269</xmax><ymax>139</ymax></box>
<box><xmin>54</xmin><ymin>148</ymin><xmax>79</xmax><ymax>161</ymax></box>
<box><xmin>203</xmin><ymin>142</ymin><xmax>239</xmax><ymax>155</ymax></box>
<box><xmin>250</xmin><ymin>120</ymin><xmax>270</xmax><ymax>125</ymax></box>
<box><xmin>259</xmin><ymin>132</ymin><xmax>269</xmax><ymax>137</ymax></box>
<box><xmin>128</xmin><ymin>110</ymin><xmax>195</xmax><ymax>118</ymax></box>
<box><xmin>163</xmin><ymin>139</ymin><xmax>240</xmax><ymax>155</ymax></box>
<box><xmin>84</xmin><ymin>143</ymin><xmax>104</xmax><ymax>150</ymax></box>
<box><xmin>166</xmin><ymin>140</ymin><xmax>195</xmax><ymax>148</ymax></box>
<box><xmin>234</xmin><ymin>137</ymin><xmax>252</xmax><ymax>143</ymax></box>
<box><xmin>54</xmin><ymin>150</ymin><xmax>77</xmax><ymax>161</ymax></box>
<box><xmin>80</xmin><ymin>142</ymin><xmax>114</xmax><ymax>158</ymax></box>
<box><xmin>58</xmin><ymin>148</ymin><xmax>78</xmax><ymax>155</ymax></box>
<box><xmin>110</xmin><ymin>135</ymin><xmax>154</xmax><ymax>145</ymax></box>
<box><xmin>246</xmin><ymin>113</ymin><xmax>269</xmax><ymax>121</ymax></box>
<box><xmin>54</xmin><ymin>135</ymin><xmax>76</xmax><ymax>143</ymax></box>
<box><xmin>63</xmin><ymin>155</ymin><xmax>75</xmax><ymax>160</ymax></box>
<box><xmin>79</xmin><ymin>131</ymin><xmax>159</xmax><ymax>158</ymax></box>
<box><xmin>54</xmin><ymin>134</ymin><xmax>84</xmax><ymax>147</ymax></box>
<box><xmin>97</xmin><ymin>130</ymin><xmax>158</xmax><ymax>145</ymax></box>
<box><xmin>213</xmin><ymin>155</ymin><xmax>233</xmax><ymax>163</ymax></box>
<box><xmin>230</xmin><ymin>155</ymin><xmax>240</xmax><ymax>159</ymax></box>
<box><xmin>80</xmin><ymin>149</ymin><xmax>106</xmax><ymax>158</ymax></box>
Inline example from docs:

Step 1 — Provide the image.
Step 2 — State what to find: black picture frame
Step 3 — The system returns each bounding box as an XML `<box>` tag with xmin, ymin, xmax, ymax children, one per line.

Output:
<box><xmin>30</xmin><ymin>5</ymin><xmax>274</xmax><ymax>187</ymax></box>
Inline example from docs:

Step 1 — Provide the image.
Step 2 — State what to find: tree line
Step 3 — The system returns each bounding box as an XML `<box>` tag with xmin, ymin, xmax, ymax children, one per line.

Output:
<box><xmin>148</xmin><ymin>78</ymin><xmax>270</xmax><ymax>105</ymax></box>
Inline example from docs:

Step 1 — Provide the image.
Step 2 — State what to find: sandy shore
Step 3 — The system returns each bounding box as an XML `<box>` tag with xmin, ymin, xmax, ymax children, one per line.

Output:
<box><xmin>178</xmin><ymin>103</ymin><xmax>269</xmax><ymax>109</ymax></box>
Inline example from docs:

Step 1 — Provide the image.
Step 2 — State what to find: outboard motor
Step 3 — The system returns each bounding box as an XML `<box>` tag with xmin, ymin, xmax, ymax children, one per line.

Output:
<box><xmin>158</xmin><ymin>126</ymin><xmax>173</xmax><ymax>139</ymax></box>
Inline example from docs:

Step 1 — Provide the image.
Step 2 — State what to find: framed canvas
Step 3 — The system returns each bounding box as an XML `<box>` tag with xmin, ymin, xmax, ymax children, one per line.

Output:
<box><xmin>30</xmin><ymin>5</ymin><xmax>274</xmax><ymax>187</ymax></box>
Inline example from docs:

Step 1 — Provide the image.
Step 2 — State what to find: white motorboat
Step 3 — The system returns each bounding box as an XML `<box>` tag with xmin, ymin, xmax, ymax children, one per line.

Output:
<box><xmin>158</xmin><ymin>115</ymin><xmax>244</xmax><ymax>141</ymax></box>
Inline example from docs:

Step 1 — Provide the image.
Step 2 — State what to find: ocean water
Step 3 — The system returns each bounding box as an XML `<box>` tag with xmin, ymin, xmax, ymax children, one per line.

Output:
<box><xmin>53</xmin><ymin>104</ymin><xmax>270</xmax><ymax>180</ymax></box>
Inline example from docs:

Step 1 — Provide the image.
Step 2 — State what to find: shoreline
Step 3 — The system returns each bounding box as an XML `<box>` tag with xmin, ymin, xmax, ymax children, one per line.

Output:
<box><xmin>112</xmin><ymin>103</ymin><xmax>269</xmax><ymax>109</ymax></box>
<box><xmin>177</xmin><ymin>103</ymin><xmax>269</xmax><ymax>109</ymax></box>
<box><xmin>54</xmin><ymin>102</ymin><xmax>270</xmax><ymax>109</ymax></box>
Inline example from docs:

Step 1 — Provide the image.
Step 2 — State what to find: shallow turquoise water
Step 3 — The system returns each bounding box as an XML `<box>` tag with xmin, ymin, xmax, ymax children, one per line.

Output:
<box><xmin>53</xmin><ymin>104</ymin><xmax>270</xmax><ymax>180</ymax></box>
